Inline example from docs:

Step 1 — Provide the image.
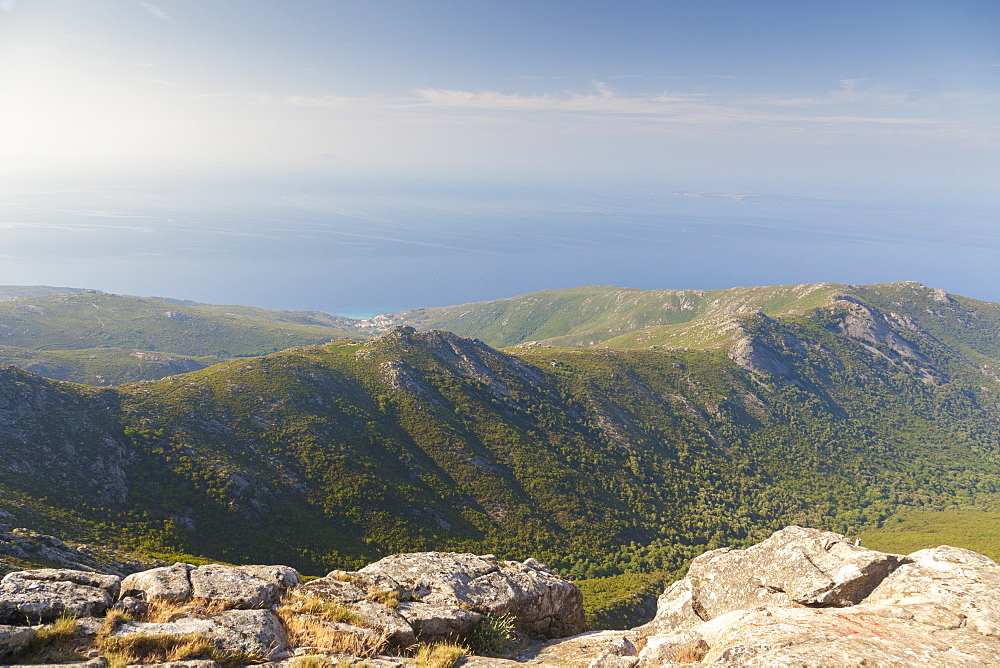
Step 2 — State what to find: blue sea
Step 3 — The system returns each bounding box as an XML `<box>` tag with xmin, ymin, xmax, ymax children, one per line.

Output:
<box><xmin>1</xmin><ymin>173</ymin><xmax>998</xmax><ymax>315</ymax></box>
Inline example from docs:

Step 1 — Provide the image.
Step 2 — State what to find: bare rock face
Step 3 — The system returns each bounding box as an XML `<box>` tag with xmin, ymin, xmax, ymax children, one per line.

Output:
<box><xmin>112</xmin><ymin>609</ymin><xmax>288</xmax><ymax>659</ymax></box>
<box><xmin>629</xmin><ymin>527</ymin><xmax>1000</xmax><ymax>666</ymax></box>
<box><xmin>693</xmin><ymin>605</ymin><xmax>1000</xmax><ymax>666</ymax></box>
<box><xmin>0</xmin><ymin>623</ymin><xmax>36</xmax><ymax>657</ymax></box>
<box><xmin>119</xmin><ymin>563</ymin><xmax>298</xmax><ymax>609</ymax></box>
<box><xmin>863</xmin><ymin>545</ymin><xmax>1000</xmax><ymax>636</ymax></box>
<box><xmin>189</xmin><ymin>564</ymin><xmax>283</xmax><ymax>609</ymax></box>
<box><xmin>120</xmin><ymin>562</ymin><xmax>194</xmax><ymax>603</ymax></box>
<box><xmin>670</xmin><ymin>526</ymin><xmax>907</xmax><ymax>624</ymax></box>
<box><xmin>297</xmin><ymin>552</ymin><xmax>583</xmax><ymax>648</ymax></box>
<box><xmin>0</xmin><ymin>568</ymin><xmax>120</xmax><ymax>623</ymax></box>
<box><xmin>359</xmin><ymin>552</ymin><xmax>585</xmax><ymax>639</ymax></box>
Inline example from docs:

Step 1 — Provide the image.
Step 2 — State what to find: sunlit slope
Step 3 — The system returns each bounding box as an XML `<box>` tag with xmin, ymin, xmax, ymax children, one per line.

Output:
<box><xmin>0</xmin><ymin>345</ymin><xmax>219</xmax><ymax>385</ymax></box>
<box><xmin>0</xmin><ymin>292</ymin><xmax>356</xmax><ymax>358</ymax></box>
<box><xmin>373</xmin><ymin>283</ymin><xmax>845</xmax><ymax>347</ymax></box>
<box><xmin>6</xmin><ymin>287</ymin><xmax>1000</xmax><ymax>577</ymax></box>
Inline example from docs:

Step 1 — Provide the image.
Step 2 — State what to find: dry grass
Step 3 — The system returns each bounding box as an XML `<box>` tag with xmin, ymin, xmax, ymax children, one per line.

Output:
<box><xmin>413</xmin><ymin>641</ymin><xmax>470</xmax><ymax>668</ymax></box>
<box><xmin>327</xmin><ymin>571</ymin><xmax>362</xmax><ymax>584</ymax></box>
<box><xmin>281</xmin><ymin>591</ymin><xmax>362</xmax><ymax>624</ymax></box>
<box><xmin>275</xmin><ymin>607</ymin><xmax>391</xmax><ymax>658</ymax></box>
<box><xmin>365</xmin><ymin>588</ymin><xmax>400</xmax><ymax>609</ymax></box>
<box><xmin>98</xmin><ymin>631</ymin><xmax>216</xmax><ymax>664</ymax></box>
<box><xmin>7</xmin><ymin>613</ymin><xmax>86</xmax><ymax>664</ymax></box>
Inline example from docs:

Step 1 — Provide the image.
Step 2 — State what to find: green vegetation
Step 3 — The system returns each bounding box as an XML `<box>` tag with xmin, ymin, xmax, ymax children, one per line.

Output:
<box><xmin>413</xmin><ymin>642</ymin><xmax>469</xmax><ymax>668</ymax></box>
<box><xmin>0</xmin><ymin>291</ymin><xmax>360</xmax><ymax>385</ymax></box>
<box><xmin>2</xmin><ymin>280</ymin><xmax>1000</xmax><ymax>587</ymax></box>
<box><xmin>465</xmin><ymin>614</ymin><xmax>516</xmax><ymax>656</ymax></box>
<box><xmin>577</xmin><ymin>572</ymin><xmax>673</xmax><ymax>630</ymax></box>
<box><xmin>375</xmin><ymin>282</ymin><xmax>843</xmax><ymax>347</ymax></box>
<box><xmin>858</xmin><ymin>508</ymin><xmax>1000</xmax><ymax>561</ymax></box>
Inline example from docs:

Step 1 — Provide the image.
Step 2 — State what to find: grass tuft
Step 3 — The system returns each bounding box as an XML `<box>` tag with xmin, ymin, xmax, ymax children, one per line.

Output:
<box><xmin>413</xmin><ymin>641</ymin><xmax>469</xmax><ymax>668</ymax></box>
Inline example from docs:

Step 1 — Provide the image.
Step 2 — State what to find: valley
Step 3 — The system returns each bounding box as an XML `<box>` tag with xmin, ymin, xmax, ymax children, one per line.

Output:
<box><xmin>0</xmin><ymin>281</ymin><xmax>998</xmax><ymax>598</ymax></box>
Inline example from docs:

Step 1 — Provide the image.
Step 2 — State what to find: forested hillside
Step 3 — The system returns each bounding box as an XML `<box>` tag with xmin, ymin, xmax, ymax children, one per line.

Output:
<box><xmin>2</xmin><ymin>282</ymin><xmax>1000</xmax><ymax>581</ymax></box>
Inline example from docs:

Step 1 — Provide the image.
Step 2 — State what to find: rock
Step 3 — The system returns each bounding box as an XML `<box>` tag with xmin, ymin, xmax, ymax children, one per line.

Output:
<box><xmin>396</xmin><ymin>600</ymin><xmax>482</xmax><ymax>641</ymax></box>
<box><xmin>863</xmin><ymin>545</ymin><xmax>1000</xmax><ymax>636</ymax></box>
<box><xmin>4</xmin><ymin>568</ymin><xmax>121</xmax><ymax>599</ymax></box>
<box><xmin>692</xmin><ymin>605</ymin><xmax>1000</xmax><ymax>666</ymax></box>
<box><xmin>671</xmin><ymin>526</ymin><xmax>906</xmax><ymax>623</ymax></box>
<box><xmin>120</xmin><ymin>563</ymin><xmax>299</xmax><ymax>609</ymax></box>
<box><xmin>233</xmin><ymin>565</ymin><xmax>302</xmax><ymax>590</ymax></box>
<box><xmin>112</xmin><ymin>596</ymin><xmax>150</xmax><ymax>618</ymax></box>
<box><xmin>113</xmin><ymin>609</ymin><xmax>287</xmax><ymax>659</ymax></box>
<box><xmin>345</xmin><ymin>598</ymin><xmax>416</xmax><ymax>648</ymax></box>
<box><xmin>637</xmin><ymin>577</ymin><xmax>704</xmax><ymax>635</ymax></box>
<box><xmin>296</xmin><ymin>576</ymin><xmax>368</xmax><ymax>603</ymax></box>
<box><xmin>462</xmin><ymin>629</ymin><xmax>642</xmax><ymax>667</ymax></box>
<box><xmin>636</xmin><ymin>629</ymin><xmax>707</xmax><ymax>665</ymax></box>
<box><xmin>0</xmin><ymin>569</ymin><xmax>117</xmax><ymax>623</ymax></box>
<box><xmin>189</xmin><ymin>564</ymin><xmax>283</xmax><ymax>609</ymax></box>
<box><xmin>0</xmin><ymin>623</ymin><xmax>36</xmax><ymax>657</ymax></box>
<box><xmin>360</xmin><ymin>552</ymin><xmax>584</xmax><ymax>638</ymax></box>
<box><xmin>120</xmin><ymin>563</ymin><xmax>194</xmax><ymax>603</ymax></box>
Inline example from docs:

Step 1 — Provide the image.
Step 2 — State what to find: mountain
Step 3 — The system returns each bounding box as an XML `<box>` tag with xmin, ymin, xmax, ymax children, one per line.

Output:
<box><xmin>0</xmin><ymin>292</ymin><xmax>360</xmax><ymax>384</ymax></box>
<box><xmin>2</xmin><ymin>281</ymin><xmax>1000</xmax><ymax>580</ymax></box>
<box><xmin>362</xmin><ymin>282</ymin><xmax>864</xmax><ymax>347</ymax></box>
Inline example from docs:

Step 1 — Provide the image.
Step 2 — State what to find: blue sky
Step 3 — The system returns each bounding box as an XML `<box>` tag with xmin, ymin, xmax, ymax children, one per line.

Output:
<box><xmin>0</xmin><ymin>1</ymin><xmax>998</xmax><ymax>312</ymax></box>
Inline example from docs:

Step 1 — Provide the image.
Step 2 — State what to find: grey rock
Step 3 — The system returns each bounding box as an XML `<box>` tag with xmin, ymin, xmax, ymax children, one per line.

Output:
<box><xmin>637</xmin><ymin>628</ymin><xmax>708</xmax><ymax>666</ymax></box>
<box><xmin>396</xmin><ymin>600</ymin><xmax>481</xmax><ymax>641</ymax></box>
<box><xmin>0</xmin><ymin>623</ymin><xmax>36</xmax><ymax>657</ymax></box>
<box><xmin>189</xmin><ymin>564</ymin><xmax>282</xmax><ymax>609</ymax></box>
<box><xmin>233</xmin><ymin>565</ymin><xmax>302</xmax><ymax>590</ymax></box>
<box><xmin>696</xmin><ymin>605</ymin><xmax>1000</xmax><ymax>666</ymax></box>
<box><xmin>0</xmin><ymin>569</ymin><xmax>115</xmax><ymax>623</ymax></box>
<box><xmin>296</xmin><ymin>576</ymin><xmax>368</xmax><ymax>603</ymax></box>
<box><xmin>864</xmin><ymin>545</ymin><xmax>1000</xmax><ymax>636</ymax></box>
<box><xmin>3</xmin><ymin>568</ymin><xmax>121</xmax><ymax>599</ymax></box>
<box><xmin>345</xmin><ymin>598</ymin><xmax>416</xmax><ymax>648</ymax></box>
<box><xmin>120</xmin><ymin>563</ymin><xmax>194</xmax><ymax>603</ymax></box>
<box><xmin>675</xmin><ymin>526</ymin><xmax>906</xmax><ymax>623</ymax></box>
<box><xmin>113</xmin><ymin>609</ymin><xmax>287</xmax><ymax>659</ymax></box>
<box><xmin>360</xmin><ymin>552</ymin><xmax>584</xmax><ymax>638</ymax></box>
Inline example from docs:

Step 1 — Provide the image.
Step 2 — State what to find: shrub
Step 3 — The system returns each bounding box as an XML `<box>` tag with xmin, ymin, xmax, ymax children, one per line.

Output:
<box><xmin>466</xmin><ymin>613</ymin><xmax>516</xmax><ymax>656</ymax></box>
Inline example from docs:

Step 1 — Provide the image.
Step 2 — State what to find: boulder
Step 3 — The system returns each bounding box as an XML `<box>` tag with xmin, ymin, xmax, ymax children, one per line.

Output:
<box><xmin>0</xmin><ymin>623</ymin><xmax>36</xmax><ymax>657</ymax></box>
<box><xmin>120</xmin><ymin>563</ymin><xmax>194</xmax><ymax>603</ymax></box>
<box><xmin>462</xmin><ymin>629</ymin><xmax>642</xmax><ymax>667</ymax></box>
<box><xmin>189</xmin><ymin>564</ymin><xmax>283</xmax><ymax>609</ymax></box>
<box><xmin>344</xmin><ymin>598</ymin><xmax>416</xmax><ymax>648</ymax></box>
<box><xmin>0</xmin><ymin>569</ymin><xmax>118</xmax><ymax>623</ymax></box>
<box><xmin>119</xmin><ymin>563</ymin><xmax>299</xmax><ymax>609</ymax></box>
<box><xmin>658</xmin><ymin>526</ymin><xmax>907</xmax><ymax>626</ymax></box>
<box><xmin>863</xmin><ymin>545</ymin><xmax>1000</xmax><ymax>636</ymax></box>
<box><xmin>396</xmin><ymin>600</ymin><xmax>482</xmax><ymax>640</ymax></box>
<box><xmin>359</xmin><ymin>552</ymin><xmax>584</xmax><ymax>638</ymax></box>
<box><xmin>113</xmin><ymin>609</ymin><xmax>287</xmax><ymax>659</ymax></box>
<box><xmin>686</xmin><ymin>605</ymin><xmax>1000</xmax><ymax>666</ymax></box>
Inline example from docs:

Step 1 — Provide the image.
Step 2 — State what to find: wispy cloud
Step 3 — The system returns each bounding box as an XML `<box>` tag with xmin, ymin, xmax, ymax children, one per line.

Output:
<box><xmin>138</xmin><ymin>1</ymin><xmax>171</xmax><ymax>22</ymax></box>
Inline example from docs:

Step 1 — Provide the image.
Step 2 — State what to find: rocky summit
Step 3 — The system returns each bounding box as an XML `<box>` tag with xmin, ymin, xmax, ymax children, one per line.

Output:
<box><xmin>2</xmin><ymin>527</ymin><xmax>1000</xmax><ymax>665</ymax></box>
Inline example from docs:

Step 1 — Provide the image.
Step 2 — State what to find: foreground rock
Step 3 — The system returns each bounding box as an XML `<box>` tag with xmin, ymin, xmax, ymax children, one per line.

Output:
<box><xmin>298</xmin><ymin>552</ymin><xmax>585</xmax><ymax>647</ymax></box>
<box><xmin>12</xmin><ymin>529</ymin><xmax>1000</xmax><ymax>665</ymax></box>
<box><xmin>120</xmin><ymin>563</ymin><xmax>301</xmax><ymax>609</ymax></box>
<box><xmin>0</xmin><ymin>569</ymin><xmax>121</xmax><ymax>623</ymax></box>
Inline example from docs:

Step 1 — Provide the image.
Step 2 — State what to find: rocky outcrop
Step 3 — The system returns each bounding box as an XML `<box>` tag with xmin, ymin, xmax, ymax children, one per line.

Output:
<box><xmin>16</xmin><ymin>530</ymin><xmax>1000</xmax><ymax>665</ymax></box>
<box><xmin>297</xmin><ymin>552</ymin><xmax>584</xmax><ymax>647</ymax></box>
<box><xmin>119</xmin><ymin>563</ymin><xmax>301</xmax><ymax>609</ymax></box>
<box><xmin>646</xmin><ymin>525</ymin><xmax>906</xmax><ymax>631</ymax></box>
<box><xmin>0</xmin><ymin>569</ymin><xmax>121</xmax><ymax>623</ymax></box>
<box><xmin>519</xmin><ymin>526</ymin><xmax>1000</xmax><ymax>666</ymax></box>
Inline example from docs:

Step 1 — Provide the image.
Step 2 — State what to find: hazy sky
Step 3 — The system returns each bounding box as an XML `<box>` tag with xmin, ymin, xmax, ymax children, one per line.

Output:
<box><xmin>0</xmin><ymin>1</ymin><xmax>998</xmax><ymax>313</ymax></box>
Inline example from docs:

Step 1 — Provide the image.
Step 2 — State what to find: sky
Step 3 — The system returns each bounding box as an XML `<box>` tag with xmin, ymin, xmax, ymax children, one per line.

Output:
<box><xmin>0</xmin><ymin>1</ymin><xmax>998</xmax><ymax>314</ymax></box>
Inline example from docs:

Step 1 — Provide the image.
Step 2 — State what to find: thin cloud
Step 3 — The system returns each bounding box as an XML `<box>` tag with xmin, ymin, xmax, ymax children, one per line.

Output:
<box><xmin>138</xmin><ymin>1</ymin><xmax>171</xmax><ymax>22</ymax></box>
